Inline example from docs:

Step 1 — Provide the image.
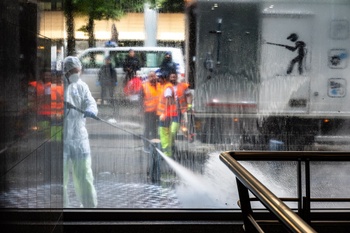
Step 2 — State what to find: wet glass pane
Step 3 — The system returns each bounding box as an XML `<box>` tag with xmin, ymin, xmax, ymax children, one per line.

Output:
<box><xmin>240</xmin><ymin>161</ymin><xmax>298</xmax><ymax>210</ymax></box>
<box><xmin>1</xmin><ymin>0</ymin><xmax>350</xmax><ymax>214</ymax></box>
<box><xmin>310</xmin><ymin>161</ymin><xmax>350</xmax><ymax>209</ymax></box>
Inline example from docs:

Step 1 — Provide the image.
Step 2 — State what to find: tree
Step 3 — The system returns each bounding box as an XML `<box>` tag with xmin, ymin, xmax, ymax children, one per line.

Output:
<box><xmin>157</xmin><ymin>0</ymin><xmax>185</xmax><ymax>13</ymax></box>
<box><xmin>63</xmin><ymin>0</ymin><xmax>181</xmax><ymax>52</ymax></box>
<box><xmin>64</xmin><ymin>0</ymin><xmax>77</xmax><ymax>55</ymax></box>
<box><xmin>76</xmin><ymin>0</ymin><xmax>146</xmax><ymax>48</ymax></box>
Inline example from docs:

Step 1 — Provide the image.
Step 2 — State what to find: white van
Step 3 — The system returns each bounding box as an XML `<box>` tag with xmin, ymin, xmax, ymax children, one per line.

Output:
<box><xmin>78</xmin><ymin>46</ymin><xmax>185</xmax><ymax>101</ymax></box>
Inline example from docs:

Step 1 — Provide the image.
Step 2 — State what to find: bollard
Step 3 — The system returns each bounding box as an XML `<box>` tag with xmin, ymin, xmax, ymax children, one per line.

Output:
<box><xmin>148</xmin><ymin>139</ymin><xmax>161</xmax><ymax>183</ymax></box>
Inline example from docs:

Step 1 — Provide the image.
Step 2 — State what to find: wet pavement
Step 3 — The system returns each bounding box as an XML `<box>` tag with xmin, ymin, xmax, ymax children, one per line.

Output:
<box><xmin>67</xmin><ymin>178</ymin><xmax>181</xmax><ymax>208</ymax></box>
<box><xmin>81</xmin><ymin>103</ymin><xmax>219</xmax><ymax>209</ymax></box>
<box><xmin>0</xmin><ymin>103</ymin><xmax>220</xmax><ymax>209</ymax></box>
<box><xmin>0</xmin><ymin>180</ymin><xmax>181</xmax><ymax>208</ymax></box>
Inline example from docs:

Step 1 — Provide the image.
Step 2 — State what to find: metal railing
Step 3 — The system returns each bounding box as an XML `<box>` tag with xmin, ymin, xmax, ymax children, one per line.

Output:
<box><xmin>220</xmin><ymin>151</ymin><xmax>350</xmax><ymax>233</ymax></box>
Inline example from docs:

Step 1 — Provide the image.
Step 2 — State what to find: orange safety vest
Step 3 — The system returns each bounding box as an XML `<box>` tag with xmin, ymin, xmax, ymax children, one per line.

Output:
<box><xmin>142</xmin><ymin>81</ymin><xmax>161</xmax><ymax>112</ymax></box>
<box><xmin>29</xmin><ymin>80</ymin><xmax>51</xmax><ymax>116</ymax></box>
<box><xmin>51</xmin><ymin>84</ymin><xmax>64</xmax><ymax>116</ymax></box>
<box><xmin>156</xmin><ymin>82</ymin><xmax>166</xmax><ymax>116</ymax></box>
<box><xmin>157</xmin><ymin>82</ymin><xmax>178</xmax><ymax>117</ymax></box>
<box><xmin>174</xmin><ymin>82</ymin><xmax>189</xmax><ymax>114</ymax></box>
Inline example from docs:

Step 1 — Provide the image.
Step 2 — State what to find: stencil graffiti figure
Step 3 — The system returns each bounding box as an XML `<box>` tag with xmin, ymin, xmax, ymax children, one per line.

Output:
<box><xmin>267</xmin><ymin>33</ymin><xmax>306</xmax><ymax>75</ymax></box>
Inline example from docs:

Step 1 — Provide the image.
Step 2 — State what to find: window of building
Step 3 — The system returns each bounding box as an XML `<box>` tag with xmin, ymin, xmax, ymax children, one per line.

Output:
<box><xmin>1</xmin><ymin>0</ymin><xmax>350</xmax><ymax>216</ymax></box>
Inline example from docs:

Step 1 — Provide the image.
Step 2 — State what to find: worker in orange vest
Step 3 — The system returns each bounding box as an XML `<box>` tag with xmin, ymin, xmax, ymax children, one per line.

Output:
<box><xmin>157</xmin><ymin>71</ymin><xmax>192</xmax><ymax>157</ymax></box>
<box><xmin>28</xmin><ymin>72</ymin><xmax>52</xmax><ymax>138</ymax></box>
<box><xmin>140</xmin><ymin>71</ymin><xmax>161</xmax><ymax>152</ymax></box>
<box><xmin>51</xmin><ymin>82</ymin><xmax>64</xmax><ymax>118</ymax></box>
<box><xmin>170</xmin><ymin>72</ymin><xmax>193</xmax><ymax>143</ymax></box>
<box><xmin>50</xmin><ymin>77</ymin><xmax>64</xmax><ymax>141</ymax></box>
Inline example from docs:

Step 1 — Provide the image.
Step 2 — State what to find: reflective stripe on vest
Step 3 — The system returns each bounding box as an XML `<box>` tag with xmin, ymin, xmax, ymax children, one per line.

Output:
<box><xmin>143</xmin><ymin>82</ymin><xmax>160</xmax><ymax>112</ymax></box>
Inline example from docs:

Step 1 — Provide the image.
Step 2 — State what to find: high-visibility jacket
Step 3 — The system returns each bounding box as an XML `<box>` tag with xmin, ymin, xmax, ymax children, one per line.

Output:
<box><xmin>157</xmin><ymin>82</ymin><xmax>178</xmax><ymax>117</ymax></box>
<box><xmin>156</xmin><ymin>82</ymin><xmax>166</xmax><ymax>116</ymax></box>
<box><xmin>142</xmin><ymin>81</ymin><xmax>161</xmax><ymax>112</ymax></box>
<box><xmin>29</xmin><ymin>80</ymin><xmax>51</xmax><ymax>116</ymax></box>
<box><xmin>174</xmin><ymin>82</ymin><xmax>189</xmax><ymax>114</ymax></box>
<box><xmin>51</xmin><ymin>84</ymin><xmax>64</xmax><ymax>116</ymax></box>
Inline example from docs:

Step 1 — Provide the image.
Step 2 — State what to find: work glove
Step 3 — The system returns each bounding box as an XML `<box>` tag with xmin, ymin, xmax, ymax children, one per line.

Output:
<box><xmin>84</xmin><ymin>111</ymin><xmax>96</xmax><ymax>119</ymax></box>
<box><xmin>115</xmin><ymin>82</ymin><xmax>118</xmax><ymax>86</ymax></box>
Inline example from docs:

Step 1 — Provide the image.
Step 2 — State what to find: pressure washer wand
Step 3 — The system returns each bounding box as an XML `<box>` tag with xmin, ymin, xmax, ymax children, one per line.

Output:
<box><xmin>65</xmin><ymin>101</ymin><xmax>100</xmax><ymax>120</ymax></box>
<box><xmin>64</xmin><ymin>101</ymin><xmax>151</xmax><ymax>143</ymax></box>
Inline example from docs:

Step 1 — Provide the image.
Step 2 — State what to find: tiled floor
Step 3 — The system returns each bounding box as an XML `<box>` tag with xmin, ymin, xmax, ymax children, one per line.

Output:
<box><xmin>0</xmin><ymin>178</ymin><xmax>181</xmax><ymax>208</ymax></box>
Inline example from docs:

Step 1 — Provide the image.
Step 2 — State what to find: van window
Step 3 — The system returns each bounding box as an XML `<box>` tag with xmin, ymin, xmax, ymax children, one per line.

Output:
<box><xmin>80</xmin><ymin>51</ymin><xmax>105</xmax><ymax>69</ymax></box>
<box><xmin>109</xmin><ymin>51</ymin><xmax>168</xmax><ymax>69</ymax></box>
<box><xmin>109</xmin><ymin>51</ymin><xmax>129</xmax><ymax>68</ymax></box>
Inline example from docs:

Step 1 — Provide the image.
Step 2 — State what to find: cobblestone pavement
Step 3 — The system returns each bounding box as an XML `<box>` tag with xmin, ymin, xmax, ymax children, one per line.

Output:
<box><xmin>0</xmin><ymin>180</ymin><xmax>181</xmax><ymax>208</ymax></box>
<box><xmin>67</xmin><ymin>178</ymin><xmax>182</xmax><ymax>208</ymax></box>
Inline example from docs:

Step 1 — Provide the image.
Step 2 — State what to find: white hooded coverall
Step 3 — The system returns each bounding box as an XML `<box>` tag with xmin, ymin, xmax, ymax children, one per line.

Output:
<box><xmin>63</xmin><ymin>56</ymin><xmax>98</xmax><ymax>208</ymax></box>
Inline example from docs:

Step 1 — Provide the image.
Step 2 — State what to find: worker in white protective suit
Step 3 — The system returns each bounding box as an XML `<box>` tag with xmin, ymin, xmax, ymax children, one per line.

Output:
<box><xmin>63</xmin><ymin>56</ymin><xmax>98</xmax><ymax>208</ymax></box>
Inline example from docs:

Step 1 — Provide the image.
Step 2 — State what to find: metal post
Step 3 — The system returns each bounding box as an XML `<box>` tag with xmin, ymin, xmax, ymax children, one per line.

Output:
<box><xmin>236</xmin><ymin>178</ymin><xmax>256</xmax><ymax>232</ymax></box>
<box><xmin>303</xmin><ymin>160</ymin><xmax>311</xmax><ymax>223</ymax></box>
<box><xmin>297</xmin><ymin>159</ymin><xmax>302</xmax><ymax>216</ymax></box>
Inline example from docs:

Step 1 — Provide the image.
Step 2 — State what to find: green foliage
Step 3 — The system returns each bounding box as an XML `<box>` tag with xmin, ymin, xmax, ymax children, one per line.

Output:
<box><xmin>73</xmin><ymin>0</ymin><xmax>143</xmax><ymax>21</ymax></box>
<box><xmin>63</xmin><ymin>0</ymin><xmax>183</xmax><ymax>49</ymax></box>
<box><xmin>158</xmin><ymin>0</ymin><xmax>185</xmax><ymax>13</ymax></box>
<box><xmin>72</xmin><ymin>0</ymin><xmax>147</xmax><ymax>47</ymax></box>
<box><xmin>144</xmin><ymin>0</ymin><xmax>185</xmax><ymax>12</ymax></box>
<box><xmin>72</xmin><ymin>0</ymin><xmax>183</xmax><ymax>18</ymax></box>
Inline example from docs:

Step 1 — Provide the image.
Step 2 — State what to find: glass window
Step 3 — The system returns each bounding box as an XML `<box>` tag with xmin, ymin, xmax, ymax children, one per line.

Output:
<box><xmin>109</xmin><ymin>51</ymin><xmax>167</xmax><ymax>68</ymax></box>
<box><xmin>109</xmin><ymin>51</ymin><xmax>128</xmax><ymax>68</ymax></box>
<box><xmin>2</xmin><ymin>0</ymin><xmax>350</xmax><ymax>220</ymax></box>
<box><xmin>80</xmin><ymin>51</ymin><xmax>105</xmax><ymax>69</ymax></box>
<box><xmin>38</xmin><ymin>2</ymin><xmax>52</xmax><ymax>11</ymax></box>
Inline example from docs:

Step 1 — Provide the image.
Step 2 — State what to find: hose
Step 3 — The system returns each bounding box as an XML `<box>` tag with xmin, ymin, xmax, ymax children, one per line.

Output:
<box><xmin>64</xmin><ymin>101</ymin><xmax>153</xmax><ymax>144</ymax></box>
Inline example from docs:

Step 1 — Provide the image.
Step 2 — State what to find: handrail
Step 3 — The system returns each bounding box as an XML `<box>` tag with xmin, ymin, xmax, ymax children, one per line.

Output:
<box><xmin>220</xmin><ymin>151</ymin><xmax>317</xmax><ymax>233</ymax></box>
<box><xmin>224</xmin><ymin>151</ymin><xmax>350</xmax><ymax>161</ymax></box>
